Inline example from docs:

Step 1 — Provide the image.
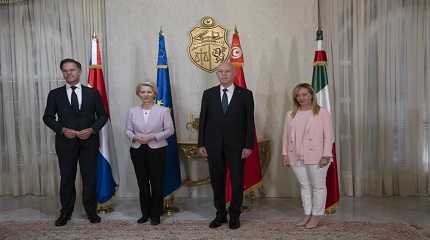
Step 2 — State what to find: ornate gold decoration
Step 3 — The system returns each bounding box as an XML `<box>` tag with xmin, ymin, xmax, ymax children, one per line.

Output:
<box><xmin>325</xmin><ymin>203</ymin><xmax>337</xmax><ymax>214</ymax></box>
<box><xmin>178</xmin><ymin>142</ymin><xmax>210</xmax><ymax>187</ymax></box>
<box><xmin>178</xmin><ymin>139</ymin><xmax>271</xmax><ymax>189</ymax></box>
<box><xmin>257</xmin><ymin>139</ymin><xmax>272</xmax><ymax>177</ymax></box>
<box><xmin>97</xmin><ymin>201</ymin><xmax>114</xmax><ymax>214</ymax></box>
<box><xmin>163</xmin><ymin>195</ymin><xmax>180</xmax><ymax>216</ymax></box>
<box><xmin>186</xmin><ymin>117</ymin><xmax>199</xmax><ymax>131</ymax></box>
<box><xmin>188</xmin><ymin>16</ymin><xmax>230</xmax><ymax>72</ymax></box>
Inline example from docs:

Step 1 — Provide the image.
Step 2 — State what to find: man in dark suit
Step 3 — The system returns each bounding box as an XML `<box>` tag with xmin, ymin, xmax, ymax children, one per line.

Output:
<box><xmin>43</xmin><ymin>59</ymin><xmax>107</xmax><ymax>226</ymax></box>
<box><xmin>198</xmin><ymin>62</ymin><xmax>255</xmax><ymax>229</ymax></box>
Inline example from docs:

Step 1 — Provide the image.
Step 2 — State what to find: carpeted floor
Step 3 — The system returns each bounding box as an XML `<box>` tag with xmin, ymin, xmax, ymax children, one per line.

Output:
<box><xmin>0</xmin><ymin>220</ymin><xmax>429</xmax><ymax>240</ymax></box>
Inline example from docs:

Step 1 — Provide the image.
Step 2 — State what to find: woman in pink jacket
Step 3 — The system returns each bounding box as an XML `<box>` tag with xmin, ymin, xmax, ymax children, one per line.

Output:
<box><xmin>282</xmin><ymin>83</ymin><xmax>334</xmax><ymax>229</ymax></box>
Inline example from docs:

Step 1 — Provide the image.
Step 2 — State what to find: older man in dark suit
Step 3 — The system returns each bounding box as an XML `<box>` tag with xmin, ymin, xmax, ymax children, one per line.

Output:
<box><xmin>198</xmin><ymin>62</ymin><xmax>255</xmax><ymax>229</ymax></box>
<box><xmin>43</xmin><ymin>58</ymin><xmax>107</xmax><ymax>226</ymax></box>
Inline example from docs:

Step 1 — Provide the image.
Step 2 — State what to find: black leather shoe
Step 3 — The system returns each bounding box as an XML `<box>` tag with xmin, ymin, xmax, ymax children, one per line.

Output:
<box><xmin>55</xmin><ymin>213</ymin><xmax>71</xmax><ymax>226</ymax></box>
<box><xmin>229</xmin><ymin>216</ymin><xmax>240</xmax><ymax>229</ymax></box>
<box><xmin>150</xmin><ymin>218</ymin><xmax>160</xmax><ymax>225</ymax></box>
<box><xmin>88</xmin><ymin>214</ymin><xmax>101</xmax><ymax>224</ymax></box>
<box><xmin>209</xmin><ymin>216</ymin><xmax>227</xmax><ymax>228</ymax></box>
<box><xmin>137</xmin><ymin>216</ymin><xmax>149</xmax><ymax>224</ymax></box>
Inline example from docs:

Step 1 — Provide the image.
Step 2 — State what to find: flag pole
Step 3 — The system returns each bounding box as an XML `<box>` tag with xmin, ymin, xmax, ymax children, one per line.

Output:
<box><xmin>317</xmin><ymin>0</ymin><xmax>321</xmax><ymax>30</ymax></box>
<box><xmin>228</xmin><ymin>25</ymin><xmax>263</xmax><ymax>212</ymax></box>
<box><xmin>90</xmin><ymin>33</ymin><xmax>117</xmax><ymax>214</ymax></box>
<box><xmin>156</xmin><ymin>28</ymin><xmax>181</xmax><ymax>215</ymax></box>
<box><xmin>235</xmin><ymin>25</ymin><xmax>251</xmax><ymax>212</ymax></box>
<box><xmin>91</xmin><ymin>32</ymin><xmax>112</xmax><ymax>214</ymax></box>
<box><xmin>312</xmin><ymin>2</ymin><xmax>340</xmax><ymax>214</ymax></box>
<box><xmin>163</xmin><ymin>195</ymin><xmax>180</xmax><ymax>215</ymax></box>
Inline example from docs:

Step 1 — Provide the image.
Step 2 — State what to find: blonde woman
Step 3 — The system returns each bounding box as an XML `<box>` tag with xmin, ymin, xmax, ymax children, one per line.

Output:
<box><xmin>282</xmin><ymin>83</ymin><xmax>334</xmax><ymax>229</ymax></box>
<box><xmin>126</xmin><ymin>82</ymin><xmax>174</xmax><ymax>225</ymax></box>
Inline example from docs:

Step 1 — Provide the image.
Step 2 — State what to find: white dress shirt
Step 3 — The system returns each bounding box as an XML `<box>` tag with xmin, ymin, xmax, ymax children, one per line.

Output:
<box><xmin>66</xmin><ymin>83</ymin><xmax>82</xmax><ymax>110</ymax></box>
<box><xmin>219</xmin><ymin>84</ymin><xmax>235</xmax><ymax>104</ymax></box>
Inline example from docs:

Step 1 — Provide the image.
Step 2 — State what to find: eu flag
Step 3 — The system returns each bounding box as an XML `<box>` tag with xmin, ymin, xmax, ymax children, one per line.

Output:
<box><xmin>156</xmin><ymin>31</ymin><xmax>182</xmax><ymax>197</ymax></box>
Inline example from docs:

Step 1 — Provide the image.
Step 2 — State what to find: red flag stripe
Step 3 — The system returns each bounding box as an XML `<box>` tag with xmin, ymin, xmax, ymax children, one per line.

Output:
<box><xmin>225</xmin><ymin>31</ymin><xmax>263</xmax><ymax>203</ymax></box>
<box><xmin>88</xmin><ymin>37</ymin><xmax>110</xmax><ymax>116</ymax></box>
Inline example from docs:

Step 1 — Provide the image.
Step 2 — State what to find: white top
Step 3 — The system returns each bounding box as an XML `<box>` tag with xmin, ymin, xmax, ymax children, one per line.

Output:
<box><xmin>219</xmin><ymin>84</ymin><xmax>235</xmax><ymax>104</ymax></box>
<box><xmin>142</xmin><ymin>108</ymin><xmax>151</xmax><ymax>123</ymax></box>
<box><xmin>66</xmin><ymin>82</ymin><xmax>82</xmax><ymax>110</ymax></box>
<box><xmin>293</xmin><ymin>110</ymin><xmax>313</xmax><ymax>159</ymax></box>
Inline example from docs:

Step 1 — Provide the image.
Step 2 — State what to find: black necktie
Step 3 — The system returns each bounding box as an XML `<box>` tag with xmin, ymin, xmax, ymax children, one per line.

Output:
<box><xmin>222</xmin><ymin>88</ymin><xmax>228</xmax><ymax>114</ymax></box>
<box><xmin>71</xmin><ymin>86</ymin><xmax>79</xmax><ymax>112</ymax></box>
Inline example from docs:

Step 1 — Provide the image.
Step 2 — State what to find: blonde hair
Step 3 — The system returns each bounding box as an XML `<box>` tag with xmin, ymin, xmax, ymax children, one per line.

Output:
<box><xmin>291</xmin><ymin>83</ymin><xmax>320</xmax><ymax>118</ymax></box>
<box><xmin>135</xmin><ymin>82</ymin><xmax>157</xmax><ymax>96</ymax></box>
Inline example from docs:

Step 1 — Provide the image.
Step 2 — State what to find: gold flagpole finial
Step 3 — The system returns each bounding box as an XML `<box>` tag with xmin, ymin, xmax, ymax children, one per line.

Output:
<box><xmin>234</xmin><ymin>25</ymin><xmax>238</xmax><ymax>34</ymax></box>
<box><xmin>92</xmin><ymin>31</ymin><xmax>97</xmax><ymax>39</ymax></box>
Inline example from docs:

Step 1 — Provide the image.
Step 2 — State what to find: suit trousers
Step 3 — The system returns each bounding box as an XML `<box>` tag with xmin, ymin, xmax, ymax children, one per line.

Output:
<box><xmin>55</xmin><ymin>135</ymin><xmax>99</xmax><ymax>217</ymax></box>
<box><xmin>130</xmin><ymin>144</ymin><xmax>165</xmax><ymax>221</ymax></box>
<box><xmin>290</xmin><ymin>160</ymin><xmax>330</xmax><ymax>216</ymax></box>
<box><xmin>207</xmin><ymin>145</ymin><xmax>244</xmax><ymax>218</ymax></box>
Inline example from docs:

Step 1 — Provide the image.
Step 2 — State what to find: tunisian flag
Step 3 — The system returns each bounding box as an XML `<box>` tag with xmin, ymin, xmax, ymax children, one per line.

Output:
<box><xmin>225</xmin><ymin>28</ymin><xmax>263</xmax><ymax>203</ymax></box>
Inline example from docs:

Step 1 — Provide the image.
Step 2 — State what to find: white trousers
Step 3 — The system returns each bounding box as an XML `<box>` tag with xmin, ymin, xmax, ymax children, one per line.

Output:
<box><xmin>291</xmin><ymin>160</ymin><xmax>330</xmax><ymax>216</ymax></box>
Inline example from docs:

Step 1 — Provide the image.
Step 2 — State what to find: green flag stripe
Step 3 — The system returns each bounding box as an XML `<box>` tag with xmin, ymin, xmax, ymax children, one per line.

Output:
<box><xmin>312</xmin><ymin>65</ymin><xmax>328</xmax><ymax>93</ymax></box>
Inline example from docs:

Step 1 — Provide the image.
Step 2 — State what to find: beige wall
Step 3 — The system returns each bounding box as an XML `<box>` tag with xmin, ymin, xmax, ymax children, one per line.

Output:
<box><xmin>105</xmin><ymin>0</ymin><xmax>317</xmax><ymax>198</ymax></box>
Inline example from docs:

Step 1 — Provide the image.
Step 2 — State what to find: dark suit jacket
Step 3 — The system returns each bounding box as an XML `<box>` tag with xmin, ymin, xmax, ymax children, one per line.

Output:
<box><xmin>198</xmin><ymin>85</ymin><xmax>255</xmax><ymax>150</ymax></box>
<box><xmin>43</xmin><ymin>85</ymin><xmax>108</xmax><ymax>137</ymax></box>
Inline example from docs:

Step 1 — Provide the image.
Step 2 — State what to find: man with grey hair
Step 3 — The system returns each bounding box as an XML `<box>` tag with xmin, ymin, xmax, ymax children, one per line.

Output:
<box><xmin>198</xmin><ymin>62</ymin><xmax>255</xmax><ymax>229</ymax></box>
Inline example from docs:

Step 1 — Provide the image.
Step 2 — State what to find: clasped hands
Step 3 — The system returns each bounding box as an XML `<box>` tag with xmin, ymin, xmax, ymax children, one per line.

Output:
<box><xmin>63</xmin><ymin>128</ymin><xmax>94</xmax><ymax>140</ymax></box>
<box><xmin>198</xmin><ymin>147</ymin><xmax>252</xmax><ymax>159</ymax></box>
<box><xmin>282</xmin><ymin>155</ymin><xmax>331</xmax><ymax>168</ymax></box>
<box><xmin>133</xmin><ymin>134</ymin><xmax>156</xmax><ymax>145</ymax></box>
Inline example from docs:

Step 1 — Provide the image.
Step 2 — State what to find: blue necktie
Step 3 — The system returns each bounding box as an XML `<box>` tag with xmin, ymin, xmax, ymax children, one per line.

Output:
<box><xmin>222</xmin><ymin>88</ymin><xmax>228</xmax><ymax>114</ymax></box>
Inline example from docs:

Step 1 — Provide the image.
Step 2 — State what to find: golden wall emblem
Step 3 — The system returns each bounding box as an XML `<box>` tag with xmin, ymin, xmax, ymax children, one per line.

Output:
<box><xmin>188</xmin><ymin>16</ymin><xmax>230</xmax><ymax>72</ymax></box>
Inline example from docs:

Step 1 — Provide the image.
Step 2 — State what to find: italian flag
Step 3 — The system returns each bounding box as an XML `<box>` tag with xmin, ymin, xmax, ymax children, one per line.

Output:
<box><xmin>311</xmin><ymin>29</ymin><xmax>340</xmax><ymax>213</ymax></box>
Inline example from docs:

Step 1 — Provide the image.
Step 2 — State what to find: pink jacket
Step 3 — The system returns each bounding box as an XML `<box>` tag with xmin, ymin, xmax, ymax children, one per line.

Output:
<box><xmin>126</xmin><ymin>104</ymin><xmax>174</xmax><ymax>149</ymax></box>
<box><xmin>282</xmin><ymin>108</ymin><xmax>334</xmax><ymax>165</ymax></box>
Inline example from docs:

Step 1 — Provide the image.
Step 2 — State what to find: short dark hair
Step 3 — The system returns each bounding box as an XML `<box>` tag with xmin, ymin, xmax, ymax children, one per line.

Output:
<box><xmin>60</xmin><ymin>58</ymin><xmax>82</xmax><ymax>71</ymax></box>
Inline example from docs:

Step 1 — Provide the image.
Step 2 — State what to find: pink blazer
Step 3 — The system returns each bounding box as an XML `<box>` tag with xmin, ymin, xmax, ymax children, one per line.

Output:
<box><xmin>126</xmin><ymin>104</ymin><xmax>174</xmax><ymax>149</ymax></box>
<box><xmin>282</xmin><ymin>108</ymin><xmax>334</xmax><ymax>165</ymax></box>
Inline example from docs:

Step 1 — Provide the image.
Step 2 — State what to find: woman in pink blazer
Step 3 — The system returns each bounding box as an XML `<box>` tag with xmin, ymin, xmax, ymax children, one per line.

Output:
<box><xmin>126</xmin><ymin>82</ymin><xmax>174</xmax><ymax>225</ymax></box>
<box><xmin>282</xmin><ymin>83</ymin><xmax>334</xmax><ymax>229</ymax></box>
